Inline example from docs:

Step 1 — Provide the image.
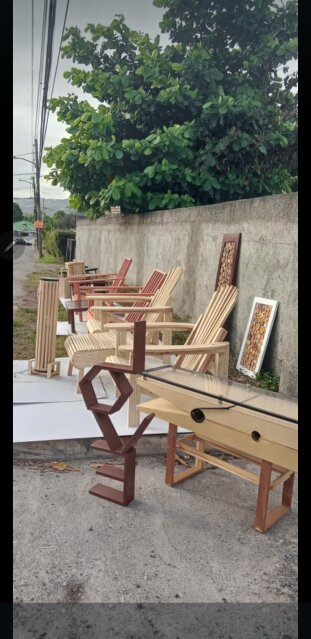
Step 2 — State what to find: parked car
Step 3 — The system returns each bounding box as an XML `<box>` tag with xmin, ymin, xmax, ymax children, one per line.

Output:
<box><xmin>14</xmin><ymin>238</ymin><xmax>31</xmax><ymax>246</ymax></box>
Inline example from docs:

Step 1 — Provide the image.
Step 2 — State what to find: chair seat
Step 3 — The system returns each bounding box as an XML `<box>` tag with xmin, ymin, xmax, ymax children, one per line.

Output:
<box><xmin>65</xmin><ymin>331</ymin><xmax>133</xmax><ymax>369</ymax></box>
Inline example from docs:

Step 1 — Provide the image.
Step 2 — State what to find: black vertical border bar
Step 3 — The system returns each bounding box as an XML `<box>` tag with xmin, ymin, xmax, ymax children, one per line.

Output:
<box><xmin>1</xmin><ymin>0</ymin><xmax>13</xmax><ymax>635</ymax></box>
<box><xmin>298</xmin><ymin>0</ymin><xmax>311</xmax><ymax>631</ymax></box>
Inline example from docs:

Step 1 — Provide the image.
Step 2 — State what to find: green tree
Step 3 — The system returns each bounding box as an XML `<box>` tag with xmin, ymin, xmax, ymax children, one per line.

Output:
<box><xmin>52</xmin><ymin>209</ymin><xmax>77</xmax><ymax>229</ymax></box>
<box><xmin>23</xmin><ymin>213</ymin><xmax>36</xmax><ymax>223</ymax></box>
<box><xmin>44</xmin><ymin>1</ymin><xmax>297</xmax><ymax>218</ymax></box>
<box><xmin>41</xmin><ymin>214</ymin><xmax>55</xmax><ymax>235</ymax></box>
<box><xmin>13</xmin><ymin>202</ymin><xmax>23</xmax><ymax>222</ymax></box>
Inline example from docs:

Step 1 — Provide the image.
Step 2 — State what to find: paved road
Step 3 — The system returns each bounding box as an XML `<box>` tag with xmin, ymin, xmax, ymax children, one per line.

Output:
<box><xmin>13</xmin><ymin>456</ymin><xmax>297</xmax><ymax>636</ymax></box>
<box><xmin>13</xmin><ymin>247</ymin><xmax>57</xmax><ymax>312</ymax></box>
<box><xmin>13</xmin><ymin>246</ymin><xmax>37</xmax><ymax>312</ymax></box>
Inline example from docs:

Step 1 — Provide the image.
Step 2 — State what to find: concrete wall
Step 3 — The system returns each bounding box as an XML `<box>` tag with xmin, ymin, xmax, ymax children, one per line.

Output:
<box><xmin>76</xmin><ymin>193</ymin><xmax>298</xmax><ymax>396</ymax></box>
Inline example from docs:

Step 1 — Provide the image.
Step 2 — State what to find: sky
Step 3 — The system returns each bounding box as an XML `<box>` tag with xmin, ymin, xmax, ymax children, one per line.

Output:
<box><xmin>13</xmin><ymin>0</ymin><xmax>164</xmax><ymax>200</ymax></box>
<box><xmin>13</xmin><ymin>0</ymin><xmax>297</xmax><ymax>202</ymax></box>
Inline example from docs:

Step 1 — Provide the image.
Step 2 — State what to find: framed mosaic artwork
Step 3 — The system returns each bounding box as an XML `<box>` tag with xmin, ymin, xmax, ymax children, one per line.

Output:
<box><xmin>214</xmin><ymin>233</ymin><xmax>241</xmax><ymax>290</ymax></box>
<box><xmin>236</xmin><ymin>297</ymin><xmax>279</xmax><ymax>378</ymax></box>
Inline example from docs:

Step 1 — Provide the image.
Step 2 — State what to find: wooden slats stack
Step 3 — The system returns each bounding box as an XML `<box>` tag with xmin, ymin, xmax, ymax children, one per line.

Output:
<box><xmin>28</xmin><ymin>278</ymin><xmax>60</xmax><ymax>378</ymax></box>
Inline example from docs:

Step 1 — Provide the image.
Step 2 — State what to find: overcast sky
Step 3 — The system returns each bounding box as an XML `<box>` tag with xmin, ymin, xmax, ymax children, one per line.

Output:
<box><xmin>13</xmin><ymin>0</ymin><xmax>297</xmax><ymax>202</ymax></box>
<box><xmin>13</xmin><ymin>0</ymin><xmax>164</xmax><ymax>200</ymax></box>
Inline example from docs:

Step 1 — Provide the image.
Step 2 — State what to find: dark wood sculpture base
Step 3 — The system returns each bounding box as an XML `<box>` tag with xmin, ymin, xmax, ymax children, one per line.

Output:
<box><xmin>79</xmin><ymin>321</ymin><xmax>154</xmax><ymax>506</ymax></box>
<box><xmin>89</xmin><ymin>442</ymin><xmax>136</xmax><ymax>506</ymax></box>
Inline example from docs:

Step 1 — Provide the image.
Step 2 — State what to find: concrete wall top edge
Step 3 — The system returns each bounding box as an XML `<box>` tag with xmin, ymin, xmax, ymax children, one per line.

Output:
<box><xmin>77</xmin><ymin>193</ymin><xmax>298</xmax><ymax>228</ymax></box>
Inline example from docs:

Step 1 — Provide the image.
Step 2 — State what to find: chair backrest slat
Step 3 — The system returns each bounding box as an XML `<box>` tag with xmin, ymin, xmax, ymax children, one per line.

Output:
<box><xmin>176</xmin><ymin>285</ymin><xmax>238</xmax><ymax>371</ymax></box>
<box><xmin>108</xmin><ymin>257</ymin><xmax>132</xmax><ymax>293</ymax></box>
<box><xmin>126</xmin><ymin>270</ymin><xmax>166</xmax><ymax>322</ymax></box>
<box><xmin>142</xmin><ymin>266</ymin><xmax>183</xmax><ymax>327</ymax></box>
<box><xmin>66</xmin><ymin>261</ymin><xmax>85</xmax><ymax>276</ymax></box>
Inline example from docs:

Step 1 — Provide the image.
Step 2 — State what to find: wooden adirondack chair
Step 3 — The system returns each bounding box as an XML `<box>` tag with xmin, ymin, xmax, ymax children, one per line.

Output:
<box><xmin>68</xmin><ymin>257</ymin><xmax>133</xmax><ymax>303</ymax></box>
<box><xmin>65</xmin><ymin>267</ymin><xmax>183</xmax><ymax>390</ymax></box>
<box><xmin>86</xmin><ymin>269</ymin><xmax>167</xmax><ymax>333</ymax></box>
<box><xmin>66</xmin><ymin>261</ymin><xmax>86</xmax><ymax>276</ymax></box>
<box><xmin>59</xmin><ymin>261</ymin><xmax>85</xmax><ymax>299</ymax></box>
<box><xmin>108</xmin><ymin>285</ymin><xmax>239</xmax><ymax>426</ymax></box>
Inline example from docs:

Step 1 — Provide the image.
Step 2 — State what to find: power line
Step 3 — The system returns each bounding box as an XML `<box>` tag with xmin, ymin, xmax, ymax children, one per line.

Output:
<box><xmin>13</xmin><ymin>172</ymin><xmax>44</xmax><ymax>176</ymax></box>
<box><xmin>43</xmin><ymin>0</ymin><xmax>71</xmax><ymax>145</ymax></box>
<box><xmin>35</xmin><ymin>0</ymin><xmax>48</xmax><ymax>142</ymax></box>
<box><xmin>13</xmin><ymin>186</ymin><xmax>34</xmax><ymax>191</ymax></box>
<box><xmin>31</xmin><ymin>0</ymin><xmax>34</xmax><ymax>146</ymax></box>
<box><xmin>39</xmin><ymin>0</ymin><xmax>57</xmax><ymax>161</ymax></box>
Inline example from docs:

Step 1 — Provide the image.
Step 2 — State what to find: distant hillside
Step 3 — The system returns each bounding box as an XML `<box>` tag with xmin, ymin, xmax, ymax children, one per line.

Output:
<box><xmin>13</xmin><ymin>198</ymin><xmax>78</xmax><ymax>217</ymax></box>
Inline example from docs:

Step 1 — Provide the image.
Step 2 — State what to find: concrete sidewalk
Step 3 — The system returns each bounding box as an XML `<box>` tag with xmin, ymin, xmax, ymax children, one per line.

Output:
<box><xmin>13</xmin><ymin>455</ymin><xmax>297</xmax><ymax>605</ymax></box>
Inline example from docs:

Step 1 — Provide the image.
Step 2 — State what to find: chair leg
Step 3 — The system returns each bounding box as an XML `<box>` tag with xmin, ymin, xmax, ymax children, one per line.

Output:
<box><xmin>67</xmin><ymin>360</ymin><xmax>73</xmax><ymax>376</ymax></box>
<box><xmin>76</xmin><ymin>368</ymin><xmax>84</xmax><ymax>393</ymax></box>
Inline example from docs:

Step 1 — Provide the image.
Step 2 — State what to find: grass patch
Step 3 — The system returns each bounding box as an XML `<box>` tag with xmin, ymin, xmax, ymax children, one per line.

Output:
<box><xmin>14</xmin><ymin>267</ymin><xmax>68</xmax><ymax>360</ymax></box>
<box><xmin>13</xmin><ymin>308</ymin><xmax>38</xmax><ymax>360</ymax></box>
<box><xmin>13</xmin><ymin>304</ymin><xmax>68</xmax><ymax>360</ymax></box>
<box><xmin>35</xmin><ymin>254</ymin><xmax>63</xmax><ymax>264</ymax></box>
<box><xmin>25</xmin><ymin>268</ymin><xmax>60</xmax><ymax>293</ymax></box>
<box><xmin>228</xmin><ymin>354</ymin><xmax>279</xmax><ymax>392</ymax></box>
<box><xmin>255</xmin><ymin>371</ymin><xmax>280</xmax><ymax>392</ymax></box>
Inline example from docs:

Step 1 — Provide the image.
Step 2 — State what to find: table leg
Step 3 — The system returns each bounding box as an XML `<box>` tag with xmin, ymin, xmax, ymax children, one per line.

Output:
<box><xmin>165</xmin><ymin>423</ymin><xmax>178</xmax><ymax>486</ymax></box>
<box><xmin>195</xmin><ymin>439</ymin><xmax>205</xmax><ymax>470</ymax></box>
<box><xmin>254</xmin><ymin>460</ymin><xmax>272</xmax><ymax>532</ymax></box>
<box><xmin>282</xmin><ymin>472</ymin><xmax>295</xmax><ymax>509</ymax></box>
<box><xmin>254</xmin><ymin>462</ymin><xmax>295</xmax><ymax>533</ymax></box>
<box><xmin>70</xmin><ymin>310</ymin><xmax>76</xmax><ymax>333</ymax></box>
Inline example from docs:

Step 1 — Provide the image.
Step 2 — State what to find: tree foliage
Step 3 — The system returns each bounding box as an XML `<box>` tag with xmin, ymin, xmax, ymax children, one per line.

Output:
<box><xmin>13</xmin><ymin>202</ymin><xmax>24</xmax><ymax>222</ymax></box>
<box><xmin>52</xmin><ymin>209</ymin><xmax>77</xmax><ymax>229</ymax></box>
<box><xmin>44</xmin><ymin>0</ymin><xmax>297</xmax><ymax>218</ymax></box>
<box><xmin>43</xmin><ymin>229</ymin><xmax>75</xmax><ymax>258</ymax></box>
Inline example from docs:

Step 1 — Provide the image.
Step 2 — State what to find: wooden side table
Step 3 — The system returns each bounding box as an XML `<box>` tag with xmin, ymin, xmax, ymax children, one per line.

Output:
<box><xmin>136</xmin><ymin>366</ymin><xmax>298</xmax><ymax>532</ymax></box>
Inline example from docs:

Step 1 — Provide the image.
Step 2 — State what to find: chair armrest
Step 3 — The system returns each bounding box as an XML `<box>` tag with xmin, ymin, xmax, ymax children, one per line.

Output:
<box><xmin>68</xmin><ymin>272</ymin><xmax>117</xmax><ymax>281</ymax></box>
<box><xmin>82</xmin><ymin>285</ymin><xmax>144</xmax><ymax>293</ymax></box>
<box><xmin>90</xmin><ymin>305</ymin><xmax>173</xmax><ymax>314</ymax></box>
<box><xmin>119</xmin><ymin>342</ymin><xmax>229</xmax><ymax>355</ymax></box>
<box><xmin>85</xmin><ymin>295</ymin><xmax>152</xmax><ymax>302</ymax></box>
<box><xmin>103</xmin><ymin>322</ymin><xmax>195</xmax><ymax>331</ymax></box>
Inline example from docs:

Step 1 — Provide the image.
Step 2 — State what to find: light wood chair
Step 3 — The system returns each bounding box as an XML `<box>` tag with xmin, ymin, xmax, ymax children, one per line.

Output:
<box><xmin>66</xmin><ymin>261</ymin><xmax>86</xmax><ymax>277</ymax></box>
<box><xmin>59</xmin><ymin>261</ymin><xmax>85</xmax><ymax>300</ymax></box>
<box><xmin>111</xmin><ymin>285</ymin><xmax>239</xmax><ymax>426</ymax></box>
<box><xmin>65</xmin><ymin>267</ymin><xmax>183</xmax><ymax>391</ymax></box>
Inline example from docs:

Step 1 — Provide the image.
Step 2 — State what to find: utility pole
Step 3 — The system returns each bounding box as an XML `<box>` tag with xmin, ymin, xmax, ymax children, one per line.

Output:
<box><xmin>13</xmin><ymin>148</ymin><xmax>43</xmax><ymax>258</ymax></box>
<box><xmin>34</xmin><ymin>138</ymin><xmax>43</xmax><ymax>258</ymax></box>
<box><xmin>32</xmin><ymin>176</ymin><xmax>39</xmax><ymax>249</ymax></box>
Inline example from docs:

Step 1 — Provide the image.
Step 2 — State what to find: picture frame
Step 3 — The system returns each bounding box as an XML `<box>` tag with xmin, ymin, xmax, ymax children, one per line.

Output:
<box><xmin>215</xmin><ymin>233</ymin><xmax>241</xmax><ymax>290</ymax></box>
<box><xmin>236</xmin><ymin>297</ymin><xmax>279</xmax><ymax>378</ymax></box>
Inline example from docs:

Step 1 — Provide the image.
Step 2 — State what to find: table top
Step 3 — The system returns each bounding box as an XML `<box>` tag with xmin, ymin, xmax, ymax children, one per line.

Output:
<box><xmin>65</xmin><ymin>299</ymin><xmax>89</xmax><ymax>311</ymax></box>
<box><xmin>142</xmin><ymin>365</ymin><xmax>298</xmax><ymax>424</ymax></box>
